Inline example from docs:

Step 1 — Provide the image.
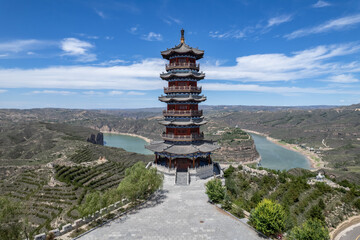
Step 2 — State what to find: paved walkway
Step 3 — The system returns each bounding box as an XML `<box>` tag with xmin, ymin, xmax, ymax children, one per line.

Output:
<box><xmin>336</xmin><ymin>222</ymin><xmax>360</xmax><ymax>240</ymax></box>
<box><xmin>79</xmin><ymin>176</ymin><xmax>265</xmax><ymax>240</ymax></box>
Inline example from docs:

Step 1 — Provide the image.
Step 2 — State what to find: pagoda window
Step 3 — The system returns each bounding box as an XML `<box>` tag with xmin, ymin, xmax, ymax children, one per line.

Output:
<box><xmin>178</xmin><ymin>58</ymin><xmax>186</xmax><ymax>63</ymax></box>
<box><xmin>178</xmin><ymin>105</ymin><xmax>188</xmax><ymax>110</ymax></box>
<box><xmin>175</xmin><ymin>128</ymin><xmax>188</xmax><ymax>135</ymax></box>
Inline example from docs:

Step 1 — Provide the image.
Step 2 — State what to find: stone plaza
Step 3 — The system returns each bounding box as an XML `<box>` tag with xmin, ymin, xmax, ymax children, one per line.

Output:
<box><xmin>79</xmin><ymin>175</ymin><xmax>265</xmax><ymax>240</ymax></box>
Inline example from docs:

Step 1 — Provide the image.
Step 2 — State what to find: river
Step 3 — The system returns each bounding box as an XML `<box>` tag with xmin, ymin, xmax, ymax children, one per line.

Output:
<box><xmin>250</xmin><ymin>133</ymin><xmax>311</xmax><ymax>170</ymax></box>
<box><xmin>103</xmin><ymin>133</ymin><xmax>153</xmax><ymax>155</ymax></box>
<box><xmin>103</xmin><ymin>132</ymin><xmax>311</xmax><ymax>170</ymax></box>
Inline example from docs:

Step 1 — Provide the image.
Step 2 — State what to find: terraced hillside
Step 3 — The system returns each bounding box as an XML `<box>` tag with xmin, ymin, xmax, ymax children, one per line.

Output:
<box><xmin>0</xmin><ymin>120</ymin><xmax>151</xmax><ymax>237</ymax></box>
<box><xmin>224</xmin><ymin>166</ymin><xmax>360</xmax><ymax>233</ymax></box>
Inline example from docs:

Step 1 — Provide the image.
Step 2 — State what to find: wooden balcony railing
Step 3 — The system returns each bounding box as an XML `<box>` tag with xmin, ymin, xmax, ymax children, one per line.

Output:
<box><xmin>164</xmin><ymin>86</ymin><xmax>201</xmax><ymax>93</ymax></box>
<box><xmin>163</xmin><ymin>110</ymin><xmax>203</xmax><ymax>117</ymax></box>
<box><xmin>166</xmin><ymin>62</ymin><xmax>200</xmax><ymax>71</ymax></box>
<box><xmin>162</xmin><ymin>132</ymin><xmax>204</xmax><ymax>141</ymax></box>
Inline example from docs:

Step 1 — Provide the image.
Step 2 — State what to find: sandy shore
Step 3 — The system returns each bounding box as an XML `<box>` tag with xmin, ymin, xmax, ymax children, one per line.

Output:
<box><xmin>243</xmin><ymin>129</ymin><xmax>325</xmax><ymax>170</ymax></box>
<box><xmin>101</xmin><ymin>131</ymin><xmax>151</xmax><ymax>143</ymax></box>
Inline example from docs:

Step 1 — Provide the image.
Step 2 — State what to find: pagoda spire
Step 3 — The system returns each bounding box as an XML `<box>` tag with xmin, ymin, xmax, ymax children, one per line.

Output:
<box><xmin>180</xmin><ymin>29</ymin><xmax>185</xmax><ymax>43</ymax></box>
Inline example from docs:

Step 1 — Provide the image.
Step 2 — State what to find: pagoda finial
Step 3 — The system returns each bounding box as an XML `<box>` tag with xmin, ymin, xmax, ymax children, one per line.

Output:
<box><xmin>180</xmin><ymin>29</ymin><xmax>185</xmax><ymax>43</ymax></box>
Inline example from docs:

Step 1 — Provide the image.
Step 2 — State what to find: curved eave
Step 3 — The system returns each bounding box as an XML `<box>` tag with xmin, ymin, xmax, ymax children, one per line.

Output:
<box><xmin>159</xmin><ymin>120</ymin><xmax>208</xmax><ymax>126</ymax></box>
<box><xmin>146</xmin><ymin>140</ymin><xmax>220</xmax><ymax>155</ymax></box>
<box><xmin>161</xmin><ymin>43</ymin><xmax>204</xmax><ymax>60</ymax></box>
<box><xmin>160</xmin><ymin>72</ymin><xmax>205</xmax><ymax>80</ymax></box>
<box><xmin>159</xmin><ymin>96</ymin><xmax>206</xmax><ymax>102</ymax></box>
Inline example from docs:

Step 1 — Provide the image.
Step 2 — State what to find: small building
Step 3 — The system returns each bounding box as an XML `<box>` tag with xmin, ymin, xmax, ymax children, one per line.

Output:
<box><xmin>316</xmin><ymin>172</ymin><xmax>325</xmax><ymax>181</ymax></box>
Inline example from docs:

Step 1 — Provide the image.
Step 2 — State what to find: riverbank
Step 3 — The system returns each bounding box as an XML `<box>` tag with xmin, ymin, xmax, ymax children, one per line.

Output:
<box><xmin>101</xmin><ymin>131</ymin><xmax>151</xmax><ymax>143</ymax></box>
<box><xmin>243</xmin><ymin>129</ymin><xmax>325</xmax><ymax>170</ymax></box>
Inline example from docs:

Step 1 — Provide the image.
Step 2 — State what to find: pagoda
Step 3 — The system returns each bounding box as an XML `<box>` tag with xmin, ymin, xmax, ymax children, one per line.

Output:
<box><xmin>146</xmin><ymin>29</ymin><xmax>219</xmax><ymax>173</ymax></box>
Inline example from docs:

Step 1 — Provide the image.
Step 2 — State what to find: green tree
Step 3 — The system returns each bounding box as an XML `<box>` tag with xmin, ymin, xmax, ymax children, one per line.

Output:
<box><xmin>78</xmin><ymin>191</ymin><xmax>102</xmax><ymax>217</ymax></box>
<box><xmin>0</xmin><ymin>197</ymin><xmax>23</xmax><ymax>240</ymax></box>
<box><xmin>224</xmin><ymin>165</ymin><xmax>235</xmax><ymax>178</ymax></box>
<box><xmin>205</xmin><ymin>178</ymin><xmax>225</xmax><ymax>203</ymax></box>
<box><xmin>221</xmin><ymin>192</ymin><xmax>232</xmax><ymax>210</ymax></box>
<box><xmin>117</xmin><ymin>162</ymin><xmax>163</xmax><ymax>202</ymax></box>
<box><xmin>288</xmin><ymin>218</ymin><xmax>329</xmax><ymax>240</ymax></box>
<box><xmin>307</xmin><ymin>205</ymin><xmax>325</xmax><ymax>222</ymax></box>
<box><xmin>354</xmin><ymin>198</ymin><xmax>360</xmax><ymax>210</ymax></box>
<box><xmin>249</xmin><ymin>198</ymin><xmax>286</xmax><ymax>237</ymax></box>
<box><xmin>318</xmin><ymin>198</ymin><xmax>326</xmax><ymax>210</ymax></box>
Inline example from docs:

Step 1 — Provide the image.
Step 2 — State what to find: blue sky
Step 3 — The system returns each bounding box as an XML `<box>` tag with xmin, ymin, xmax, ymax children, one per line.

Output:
<box><xmin>1</xmin><ymin>0</ymin><xmax>360</xmax><ymax>108</ymax></box>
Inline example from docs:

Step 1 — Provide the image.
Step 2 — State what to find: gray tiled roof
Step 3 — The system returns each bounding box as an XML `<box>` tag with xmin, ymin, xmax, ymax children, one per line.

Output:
<box><xmin>160</xmin><ymin>71</ymin><xmax>205</xmax><ymax>80</ymax></box>
<box><xmin>159</xmin><ymin>95</ymin><xmax>206</xmax><ymax>102</ymax></box>
<box><xmin>161</xmin><ymin>42</ymin><xmax>204</xmax><ymax>60</ymax></box>
<box><xmin>159</xmin><ymin>119</ymin><xmax>207</xmax><ymax>126</ymax></box>
<box><xmin>146</xmin><ymin>140</ymin><xmax>219</xmax><ymax>154</ymax></box>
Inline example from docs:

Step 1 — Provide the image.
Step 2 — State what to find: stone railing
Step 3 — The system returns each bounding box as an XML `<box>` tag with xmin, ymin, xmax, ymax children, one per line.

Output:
<box><xmin>195</xmin><ymin>163</ymin><xmax>214</xmax><ymax>179</ymax></box>
<box><xmin>164</xmin><ymin>86</ymin><xmax>201</xmax><ymax>93</ymax></box>
<box><xmin>165</xmin><ymin>62</ymin><xmax>199</xmax><ymax>71</ymax></box>
<box><xmin>34</xmin><ymin>200</ymin><xmax>123</xmax><ymax>240</ymax></box>
<box><xmin>152</xmin><ymin>163</ymin><xmax>176</xmax><ymax>175</ymax></box>
<box><xmin>163</xmin><ymin>109</ymin><xmax>203</xmax><ymax>117</ymax></box>
<box><xmin>162</xmin><ymin>132</ymin><xmax>204</xmax><ymax>142</ymax></box>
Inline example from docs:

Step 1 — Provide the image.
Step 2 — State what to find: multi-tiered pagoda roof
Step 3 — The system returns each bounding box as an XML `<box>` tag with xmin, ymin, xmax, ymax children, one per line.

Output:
<box><xmin>146</xmin><ymin>29</ymin><xmax>219</xmax><ymax>169</ymax></box>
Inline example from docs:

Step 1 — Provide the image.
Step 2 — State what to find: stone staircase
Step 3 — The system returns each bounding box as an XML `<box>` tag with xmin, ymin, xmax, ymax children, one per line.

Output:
<box><xmin>176</xmin><ymin>171</ymin><xmax>188</xmax><ymax>185</ymax></box>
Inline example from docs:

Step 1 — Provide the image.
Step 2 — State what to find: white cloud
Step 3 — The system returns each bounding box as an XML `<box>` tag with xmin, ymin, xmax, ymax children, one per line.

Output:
<box><xmin>210</xmin><ymin>14</ymin><xmax>292</xmax><ymax>39</ymax></box>
<box><xmin>0</xmin><ymin>39</ymin><xmax>55</xmax><ymax>54</ymax></box>
<box><xmin>285</xmin><ymin>14</ymin><xmax>360</xmax><ymax>39</ymax></box>
<box><xmin>0</xmin><ymin>44</ymin><xmax>359</xmax><ymax>96</ymax></box>
<box><xmin>312</xmin><ymin>0</ymin><xmax>331</xmax><ymax>8</ymax></box>
<box><xmin>204</xmin><ymin>43</ymin><xmax>360</xmax><ymax>82</ymax></box>
<box><xmin>83</xmin><ymin>91</ymin><xmax>104</xmax><ymax>95</ymax></box>
<box><xmin>325</xmin><ymin>74</ymin><xmax>359</xmax><ymax>83</ymax></box>
<box><xmin>202</xmin><ymin>83</ymin><xmax>358</xmax><ymax>94</ymax></box>
<box><xmin>127</xmin><ymin>91</ymin><xmax>146</xmax><ymax>95</ymax></box>
<box><xmin>61</xmin><ymin>38</ymin><xmax>96</xmax><ymax>62</ymax></box>
<box><xmin>209</xmin><ymin>30</ymin><xmax>246</xmax><ymax>39</ymax></box>
<box><xmin>141</xmin><ymin>32</ymin><xmax>163</xmax><ymax>41</ymax></box>
<box><xmin>31</xmin><ymin>90</ymin><xmax>74</xmax><ymax>95</ymax></box>
<box><xmin>109</xmin><ymin>91</ymin><xmax>124</xmax><ymax>95</ymax></box>
<box><xmin>163</xmin><ymin>16</ymin><xmax>182</xmax><ymax>25</ymax></box>
<box><xmin>130</xmin><ymin>26</ymin><xmax>138</xmax><ymax>34</ymax></box>
<box><xmin>267</xmin><ymin>15</ymin><xmax>293</xmax><ymax>27</ymax></box>
<box><xmin>0</xmin><ymin>89</ymin><xmax>7</xmax><ymax>94</ymax></box>
<box><xmin>0</xmin><ymin>58</ymin><xmax>165</xmax><ymax>90</ymax></box>
<box><xmin>96</xmin><ymin>59</ymin><xmax>128</xmax><ymax>66</ymax></box>
<box><xmin>95</xmin><ymin>9</ymin><xmax>106</xmax><ymax>18</ymax></box>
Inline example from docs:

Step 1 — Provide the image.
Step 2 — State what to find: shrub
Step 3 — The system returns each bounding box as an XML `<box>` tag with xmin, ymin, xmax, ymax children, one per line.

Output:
<box><xmin>0</xmin><ymin>197</ymin><xmax>23</xmax><ymax>240</ymax></box>
<box><xmin>288</xmin><ymin>218</ymin><xmax>329</xmax><ymax>240</ymax></box>
<box><xmin>249</xmin><ymin>199</ymin><xmax>286</xmax><ymax>237</ymax></box>
<box><xmin>205</xmin><ymin>178</ymin><xmax>225</xmax><ymax>203</ymax></box>
<box><xmin>221</xmin><ymin>192</ymin><xmax>232</xmax><ymax>211</ymax></box>
<box><xmin>117</xmin><ymin>162</ymin><xmax>163</xmax><ymax>203</ymax></box>
<box><xmin>354</xmin><ymin>198</ymin><xmax>360</xmax><ymax>210</ymax></box>
<box><xmin>224</xmin><ymin>165</ymin><xmax>235</xmax><ymax>178</ymax></box>
<box><xmin>307</xmin><ymin>205</ymin><xmax>325</xmax><ymax>222</ymax></box>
